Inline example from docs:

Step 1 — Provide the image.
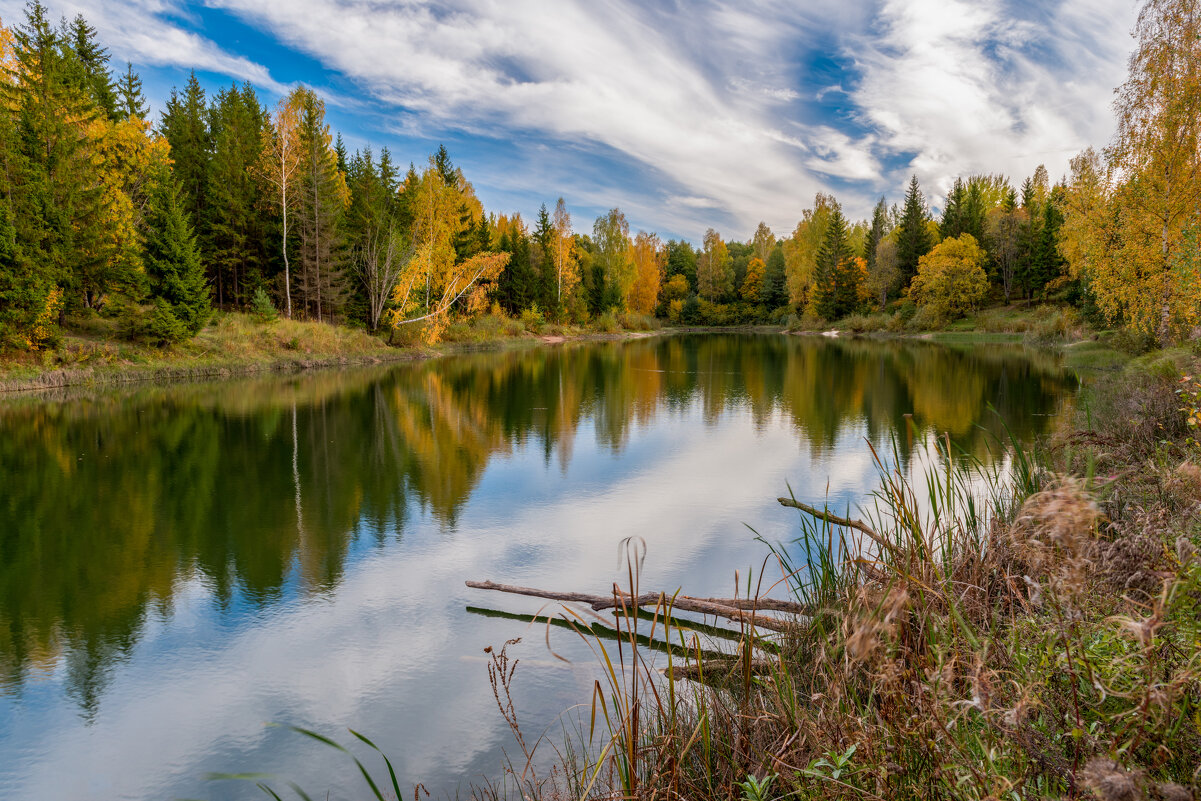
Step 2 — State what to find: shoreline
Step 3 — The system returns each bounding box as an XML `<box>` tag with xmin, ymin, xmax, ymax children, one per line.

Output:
<box><xmin>0</xmin><ymin>325</ymin><xmax>678</xmax><ymax>397</ymax></box>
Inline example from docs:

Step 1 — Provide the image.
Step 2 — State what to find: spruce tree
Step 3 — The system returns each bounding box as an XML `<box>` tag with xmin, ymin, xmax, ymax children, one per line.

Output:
<box><xmin>6</xmin><ymin>2</ymin><xmax>108</xmax><ymax>311</ymax></box>
<box><xmin>116</xmin><ymin>62</ymin><xmax>148</xmax><ymax>119</ymax></box>
<box><xmin>533</xmin><ymin>203</ymin><xmax>555</xmax><ymax>310</ymax></box>
<box><xmin>813</xmin><ymin>206</ymin><xmax>851</xmax><ymax>320</ymax></box>
<box><xmin>896</xmin><ymin>175</ymin><xmax>933</xmax><ymax>285</ymax></box>
<box><xmin>295</xmin><ymin>87</ymin><xmax>348</xmax><ymax>322</ymax></box>
<box><xmin>762</xmin><ymin>244</ymin><xmax>787</xmax><ymax>308</ymax></box>
<box><xmin>940</xmin><ymin>178</ymin><xmax>965</xmax><ymax>239</ymax></box>
<box><xmin>65</xmin><ymin>14</ymin><xmax>116</xmax><ymax>120</ymax></box>
<box><xmin>866</xmin><ymin>197</ymin><xmax>890</xmax><ymax>276</ymax></box>
<box><xmin>161</xmin><ymin>73</ymin><xmax>211</xmax><ymax>240</ymax></box>
<box><xmin>143</xmin><ymin>175</ymin><xmax>211</xmax><ymax>335</ymax></box>
<box><xmin>207</xmin><ymin>82</ymin><xmax>268</xmax><ymax>306</ymax></box>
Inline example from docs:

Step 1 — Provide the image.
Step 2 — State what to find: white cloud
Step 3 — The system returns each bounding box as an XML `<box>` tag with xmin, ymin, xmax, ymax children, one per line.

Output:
<box><xmin>0</xmin><ymin>0</ymin><xmax>287</xmax><ymax>93</ymax></box>
<box><xmin>848</xmin><ymin>0</ymin><xmax>1136</xmax><ymax>206</ymax></box>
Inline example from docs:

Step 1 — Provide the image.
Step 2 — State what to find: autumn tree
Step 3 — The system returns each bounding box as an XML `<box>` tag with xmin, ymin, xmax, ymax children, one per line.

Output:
<box><xmin>868</xmin><ymin>235</ymin><xmax>902</xmax><ymax>307</ymax></box>
<box><xmin>782</xmin><ymin>194</ymin><xmax>834</xmax><ymax>307</ymax></box>
<box><xmin>909</xmin><ymin>234</ymin><xmax>989</xmax><ymax>324</ymax></box>
<box><xmin>550</xmin><ymin>198</ymin><xmax>579</xmax><ymax>319</ymax></box>
<box><xmin>258</xmin><ymin>93</ymin><xmax>302</xmax><ymax>317</ymax></box>
<box><xmin>628</xmin><ymin>231</ymin><xmax>662</xmax><ymax>314</ymax></box>
<box><xmin>698</xmin><ymin>228</ymin><xmax>733</xmax><ymax>301</ymax></box>
<box><xmin>741</xmin><ymin>256</ymin><xmax>765</xmax><ymax>302</ymax></box>
<box><xmin>1058</xmin><ymin>1</ymin><xmax>1201</xmax><ymax>340</ymax></box>
<box><xmin>750</xmin><ymin>221</ymin><xmax>774</xmax><ymax>263</ymax></box>
<box><xmin>593</xmin><ymin>209</ymin><xmax>634</xmax><ymax>309</ymax></box>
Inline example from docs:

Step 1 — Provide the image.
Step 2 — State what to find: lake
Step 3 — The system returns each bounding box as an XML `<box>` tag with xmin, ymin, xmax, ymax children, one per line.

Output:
<box><xmin>0</xmin><ymin>333</ymin><xmax>1074</xmax><ymax>800</ymax></box>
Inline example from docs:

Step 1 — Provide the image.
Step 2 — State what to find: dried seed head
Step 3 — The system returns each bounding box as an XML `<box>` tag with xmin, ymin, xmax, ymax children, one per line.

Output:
<box><xmin>1082</xmin><ymin>758</ymin><xmax>1143</xmax><ymax>801</ymax></box>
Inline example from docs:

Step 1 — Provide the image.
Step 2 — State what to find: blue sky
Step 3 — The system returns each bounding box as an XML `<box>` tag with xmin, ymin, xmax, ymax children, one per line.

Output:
<box><xmin>1</xmin><ymin>0</ymin><xmax>1138</xmax><ymax>241</ymax></box>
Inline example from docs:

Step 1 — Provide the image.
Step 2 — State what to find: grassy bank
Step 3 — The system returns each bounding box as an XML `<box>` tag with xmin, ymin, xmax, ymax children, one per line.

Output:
<box><xmin>0</xmin><ymin>309</ymin><xmax>668</xmax><ymax>394</ymax></box>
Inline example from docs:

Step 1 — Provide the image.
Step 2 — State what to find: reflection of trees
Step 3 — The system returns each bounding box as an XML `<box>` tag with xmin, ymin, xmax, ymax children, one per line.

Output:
<box><xmin>0</xmin><ymin>335</ymin><xmax>1073</xmax><ymax>707</ymax></box>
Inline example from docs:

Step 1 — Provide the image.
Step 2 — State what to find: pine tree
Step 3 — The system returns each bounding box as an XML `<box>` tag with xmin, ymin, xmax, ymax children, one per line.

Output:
<box><xmin>295</xmin><ymin>87</ymin><xmax>349</xmax><ymax>321</ymax></box>
<box><xmin>116</xmin><ymin>62</ymin><xmax>148</xmax><ymax>119</ymax></box>
<box><xmin>64</xmin><ymin>14</ymin><xmax>116</xmax><ymax>120</ymax></box>
<box><xmin>143</xmin><ymin>174</ymin><xmax>211</xmax><ymax>335</ymax></box>
<box><xmin>896</xmin><ymin>175</ymin><xmax>933</xmax><ymax>285</ymax></box>
<box><xmin>207</xmin><ymin>82</ymin><xmax>268</xmax><ymax>306</ymax></box>
<box><xmin>813</xmin><ymin>206</ymin><xmax>851</xmax><ymax>320</ymax></box>
<box><xmin>866</xmin><ymin>197</ymin><xmax>890</xmax><ymax>275</ymax></box>
<box><xmin>5</xmin><ymin>2</ymin><xmax>108</xmax><ymax>311</ymax></box>
<box><xmin>161</xmin><ymin>72</ymin><xmax>210</xmax><ymax>241</ymax></box>
<box><xmin>762</xmin><ymin>244</ymin><xmax>787</xmax><ymax>308</ymax></box>
<box><xmin>533</xmin><ymin>202</ymin><xmax>555</xmax><ymax>310</ymax></box>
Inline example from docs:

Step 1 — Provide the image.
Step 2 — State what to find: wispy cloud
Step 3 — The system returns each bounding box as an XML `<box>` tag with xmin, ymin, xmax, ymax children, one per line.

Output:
<box><xmin>1</xmin><ymin>0</ymin><xmax>1139</xmax><ymax>236</ymax></box>
<box><xmin>0</xmin><ymin>0</ymin><xmax>287</xmax><ymax>93</ymax></box>
<box><xmin>848</xmin><ymin>0</ymin><xmax>1135</xmax><ymax>207</ymax></box>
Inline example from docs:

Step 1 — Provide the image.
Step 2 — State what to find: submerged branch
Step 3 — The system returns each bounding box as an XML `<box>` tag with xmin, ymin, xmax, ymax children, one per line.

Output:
<box><xmin>465</xmin><ymin>580</ymin><xmax>799</xmax><ymax>632</ymax></box>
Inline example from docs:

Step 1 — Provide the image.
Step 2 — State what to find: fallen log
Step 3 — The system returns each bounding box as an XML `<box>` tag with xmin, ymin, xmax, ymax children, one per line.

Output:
<box><xmin>465</xmin><ymin>580</ymin><xmax>799</xmax><ymax>632</ymax></box>
<box><xmin>776</xmin><ymin>497</ymin><xmax>894</xmax><ymax>553</ymax></box>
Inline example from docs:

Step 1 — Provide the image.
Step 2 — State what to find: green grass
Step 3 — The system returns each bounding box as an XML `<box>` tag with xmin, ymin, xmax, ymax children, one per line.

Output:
<box><xmin>0</xmin><ymin>311</ymin><xmax>411</xmax><ymax>393</ymax></box>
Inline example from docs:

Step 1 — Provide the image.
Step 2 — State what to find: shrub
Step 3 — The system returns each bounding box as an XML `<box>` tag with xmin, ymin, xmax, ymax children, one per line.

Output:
<box><xmin>519</xmin><ymin>305</ymin><xmax>546</xmax><ymax>332</ymax></box>
<box><xmin>250</xmin><ymin>286</ymin><xmax>279</xmax><ymax>323</ymax></box>
<box><xmin>595</xmin><ymin>308</ymin><xmax>621</xmax><ymax>333</ymax></box>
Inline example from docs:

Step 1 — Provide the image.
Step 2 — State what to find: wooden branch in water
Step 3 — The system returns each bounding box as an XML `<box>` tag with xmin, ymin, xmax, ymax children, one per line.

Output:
<box><xmin>465</xmin><ymin>581</ymin><xmax>798</xmax><ymax>632</ymax></box>
<box><xmin>776</xmin><ymin>497</ymin><xmax>893</xmax><ymax>552</ymax></box>
<box><xmin>663</xmin><ymin>658</ymin><xmax>775</xmax><ymax>684</ymax></box>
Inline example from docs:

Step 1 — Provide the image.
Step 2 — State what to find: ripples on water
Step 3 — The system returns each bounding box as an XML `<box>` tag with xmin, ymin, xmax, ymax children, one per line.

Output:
<box><xmin>0</xmin><ymin>334</ymin><xmax>1074</xmax><ymax>800</ymax></box>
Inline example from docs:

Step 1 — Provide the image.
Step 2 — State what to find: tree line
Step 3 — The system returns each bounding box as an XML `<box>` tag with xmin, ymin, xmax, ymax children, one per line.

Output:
<box><xmin>0</xmin><ymin>0</ymin><xmax>1197</xmax><ymax>349</ymax></box>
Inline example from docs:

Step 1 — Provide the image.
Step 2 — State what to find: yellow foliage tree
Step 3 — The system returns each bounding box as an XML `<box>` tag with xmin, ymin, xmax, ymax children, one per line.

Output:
<box><xmin>741</xmin><ymin>256</ymin><xmax>765</xmax><ymax>302</ymax></box>
<box><xmin>552</xmin><ymin>197</ymin><xmax>579</xmax><ymax>316</ymax></box>
<box><xmin>909</xmin><ymin>234</ymin><xmax>989</xmax><ymax>323</ymax></box>
<box><xmin>1061</xmin><ymin>1</ymin><xmax>1201</xmax><ymax>342</ymax></box>
<box><xmin>628</xmin><ymin>231</ymin><xmax>662</xmax><ymax>314</ymax></box>
<box><xmin>783</xmin><ymin>193</ymin><xmax>835</xmax><ymax>307</ymax></box>
<box><xmin>259</xmin><ymin>95</ymin><xmax>303</xmax><ymax>317</ymax></box>
<box><xmin>387</xmin><ymin>250</ymin><xmax>509</xmax><ymax>343</ymax></box>
<box><xmin>86</xmin><ymin>115</ymin><xmax>171</xmax><ymax>304</ymax></box>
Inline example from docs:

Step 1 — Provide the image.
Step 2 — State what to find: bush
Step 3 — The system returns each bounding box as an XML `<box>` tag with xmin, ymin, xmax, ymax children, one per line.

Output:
<box><xmin>595</xmin><ymin>308</ymin><xmax>621</xmax><ymax>333</ymax></box>
<box><xmin>519</xmin><ymin>305</ymin><xmax>546</xmax><ymax>332</ymax></box>
<box><xmin>840</xmin><ymin>312</ymin><xmax>891</xmax><ymax>333</ymax></box>
<box><xmin>618</xmin><ymin>311</ymin><xmax>660</xmax><ymax>331</ymax></box>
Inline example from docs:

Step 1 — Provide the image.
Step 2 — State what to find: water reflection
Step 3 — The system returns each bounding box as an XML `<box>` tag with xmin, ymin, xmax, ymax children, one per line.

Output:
<box><xmin>0</xmin><ymin>334</ymin><xmax>1073</xmax><ymax>799</ymax></box>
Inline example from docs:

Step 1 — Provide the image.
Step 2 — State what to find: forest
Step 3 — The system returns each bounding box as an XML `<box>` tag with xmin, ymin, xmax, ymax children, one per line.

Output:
<box><xmin>0</xmin><ymin>0</ymin><xmax>1197</xmax><ymax>352</ymax></box>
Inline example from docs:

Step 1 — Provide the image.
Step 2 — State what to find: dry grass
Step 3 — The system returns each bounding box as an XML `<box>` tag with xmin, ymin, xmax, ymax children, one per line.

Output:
<box><xmin>467</xmin><ymin>364</ymin><xmax>1201</xmax><ymax>801</ymax></box>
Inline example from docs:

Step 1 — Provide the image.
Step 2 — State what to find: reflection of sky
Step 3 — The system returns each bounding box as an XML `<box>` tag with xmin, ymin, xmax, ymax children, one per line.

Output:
<box><xmin>0</xmin><ymin>380</ymin><xmax>925</xmax><ymax>800</ymax></box>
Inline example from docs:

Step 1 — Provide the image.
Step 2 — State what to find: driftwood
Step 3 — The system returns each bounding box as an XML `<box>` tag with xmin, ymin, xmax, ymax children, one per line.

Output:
<box><xmin>776</xmin><ymin>497</ymin><xmax>893</xmax><ymax>552</ymax></box>
<box><xmin>465</xmin><ymin>580</ymin><xmax>801</xmax><ymax>632</ymax></box>
<box><xmin>662</xmin><ymin>658</ymin><xmax>774</xmax><ymax>684</ymax></box>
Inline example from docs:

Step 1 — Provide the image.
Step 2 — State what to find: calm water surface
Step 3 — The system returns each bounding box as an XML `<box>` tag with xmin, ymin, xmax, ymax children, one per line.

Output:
<box><xmin>0</xmin><ymin>334</ymin><xmax>1074</xmax><ymax>800</ymax></box>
